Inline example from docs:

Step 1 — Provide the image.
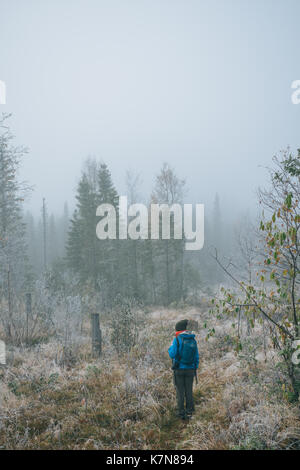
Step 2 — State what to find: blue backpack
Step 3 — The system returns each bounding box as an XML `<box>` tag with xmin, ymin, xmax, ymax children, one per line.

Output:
<box><xmin>172</xmin><ymin>336</ymin><xmax>197</xmax><ymax>369</ymax></box>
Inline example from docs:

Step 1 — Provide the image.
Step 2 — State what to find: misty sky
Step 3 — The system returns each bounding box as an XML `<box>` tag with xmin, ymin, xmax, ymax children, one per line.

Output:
<box><xmin>1</xmin><ymin>0</ymin><xmax>300</xmax><ymax>218</ymax></box>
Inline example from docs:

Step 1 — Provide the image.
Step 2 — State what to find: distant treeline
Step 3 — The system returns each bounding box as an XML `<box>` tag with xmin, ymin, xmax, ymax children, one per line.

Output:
<box><xmin>24</xmin><ymin>158</ymin><xmax>230</xmax><ymax>307</ymax></box>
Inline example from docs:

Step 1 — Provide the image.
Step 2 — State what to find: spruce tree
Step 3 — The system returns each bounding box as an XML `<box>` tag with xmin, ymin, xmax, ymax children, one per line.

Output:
<box><xmin>66</xmin><ymin>160</ymin><xmax>120</xmax><ymax>305</ymax></box>
<box><xmin>96</xmin><ymin>163</ymin><xmax>119</xmax><ymax>306</ymax></box>
<box><xmin>0</xmin><ymin>114</ymin><xmax>31</xmax><ymax>336</ymax></box>
<box><xmin>66</xmin><ymin>168</ymin><xmax>99</xmax><ymax>282</ymax></box>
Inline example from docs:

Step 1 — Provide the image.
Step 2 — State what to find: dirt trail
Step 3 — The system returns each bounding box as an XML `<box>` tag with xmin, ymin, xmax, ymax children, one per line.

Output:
<box><xmin>148</xmin><ymin>307</ymin><xmax>213</xmax><ymax>450</ymax></box>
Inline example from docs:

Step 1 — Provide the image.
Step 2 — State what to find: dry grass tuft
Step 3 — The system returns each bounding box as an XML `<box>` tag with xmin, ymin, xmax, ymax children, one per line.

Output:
<box><xmin>0</xmin><ymin>306</ymin><xmax>299</xmax><ymax>449</ymax></box>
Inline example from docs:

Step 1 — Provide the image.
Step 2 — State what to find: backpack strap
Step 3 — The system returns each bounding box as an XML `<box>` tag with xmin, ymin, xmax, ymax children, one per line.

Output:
<box><xmin>176</xmin><ymin>336</ymin><xmax>182</xmax><ymax>363</ymax></box>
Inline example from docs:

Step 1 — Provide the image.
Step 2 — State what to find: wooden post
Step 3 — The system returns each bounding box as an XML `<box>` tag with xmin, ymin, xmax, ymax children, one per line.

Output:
<box><xmin>42</xmin><ymin>198</ymin><xmax>47</xmax><ymax>271</ymax></box>
<box><xmin>26</xmin><ymin>293</ymin><xmax>32</xmax><ymax>345</ymax></box>
<box><xmin>91</xmin><ymin>313</ymin><xmax>102</xmax><ymax>358</ymax></box>
<box><xmin>7</xmin><ymin>268</ymin><xmax>12</xmax><ymax>339</ymax></box>
<box><xmin>0</xmin><ymin>340</ymin><xmax>6</xmax><ymax>366</ymax></box>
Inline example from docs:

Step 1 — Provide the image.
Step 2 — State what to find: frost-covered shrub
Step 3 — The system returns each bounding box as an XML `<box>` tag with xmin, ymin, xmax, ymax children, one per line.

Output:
<box><xmin>110</xmin><ymin>297</ymin><xmax>145</xmax><ymax>355</ymax></box>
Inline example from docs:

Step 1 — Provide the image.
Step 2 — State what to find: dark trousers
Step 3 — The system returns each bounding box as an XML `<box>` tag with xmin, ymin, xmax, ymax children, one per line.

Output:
<box><xmin>173</xmin><ymin>369</ymin><xmax>195</xmax><ymax>417</ymax></box>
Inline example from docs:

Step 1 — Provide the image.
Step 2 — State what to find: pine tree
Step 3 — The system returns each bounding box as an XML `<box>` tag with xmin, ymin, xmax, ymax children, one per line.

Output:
<box><xmin>124</xmin><ymin>170</ymin><xmax>142</xmax><ymax>299</ymax></box>
<box><xmin>66</xmin><ymin>168</ymin><xmax>99</xmax><ymax>281</ymax></box>
<box><xmin>150</xmin><ymin>163</ymin><xmax>185</xmax><ymax>305</ymax></box>
<box><xmin>98</xmin><ymin>163</ymin><xmax>118</xmax><ymax>207</ymax></box>
<box><xmin>212</xmin><ymin>193</ymin><xmax>224</xmax><ymax>282</ymax></box>
<box><xmin>66</xmin><ymin>209</ymin><xmax>83</xmax><ymax>273</ymax></box>
<box><xmin>96</xmin><ymin>163</ymin><xmax>119</xmax><ymax>306</ymax></box>
<box><xmin>62</xmin><ymin>202</ymin><xmax>69</xmax><ymax>256</ymax></box>
<box><xmin>0</xmin><ymin>114</ymin><xmax>31</xmax><ymax>336</ymax></box>
<box><xmin>212</xmin><ymin>193</ymin><xmax>222</xmax><ymax>251</ymax></box>
<box><xmin>66</xmin><ymin>160</ymin><xmax>120</xmax><ymax>306</ymax></box>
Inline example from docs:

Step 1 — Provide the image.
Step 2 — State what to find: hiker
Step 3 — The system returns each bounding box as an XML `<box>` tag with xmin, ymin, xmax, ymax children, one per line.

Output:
<box><xmin>168</xmin><ymin>319</ymin><xmax>199</xmax><ymax>420</ymax></box>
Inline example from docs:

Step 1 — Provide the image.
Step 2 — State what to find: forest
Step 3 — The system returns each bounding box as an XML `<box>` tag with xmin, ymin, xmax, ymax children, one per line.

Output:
<box><xmin>0</xmin><ymin>112</ymin><xmax>300</xmax><ymax>450</ymax></box>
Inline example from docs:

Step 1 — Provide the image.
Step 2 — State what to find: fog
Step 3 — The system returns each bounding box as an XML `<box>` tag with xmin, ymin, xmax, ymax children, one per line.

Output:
<box><xmin>1</xmin><ymin>0</ymin><xmax>300</xmax><ymax>216</ymax></box>
<box><xmin>2</xmin><ymin>2</ymin><xmax>300</xmax><ymax>450</ymax></box>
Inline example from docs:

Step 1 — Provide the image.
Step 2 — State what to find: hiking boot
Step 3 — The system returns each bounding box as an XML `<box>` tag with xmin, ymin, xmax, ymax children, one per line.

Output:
<box><xmin>186</xmin><ymin>409</ymin><xmax>194</xmax><ymax>419</ymax></box>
